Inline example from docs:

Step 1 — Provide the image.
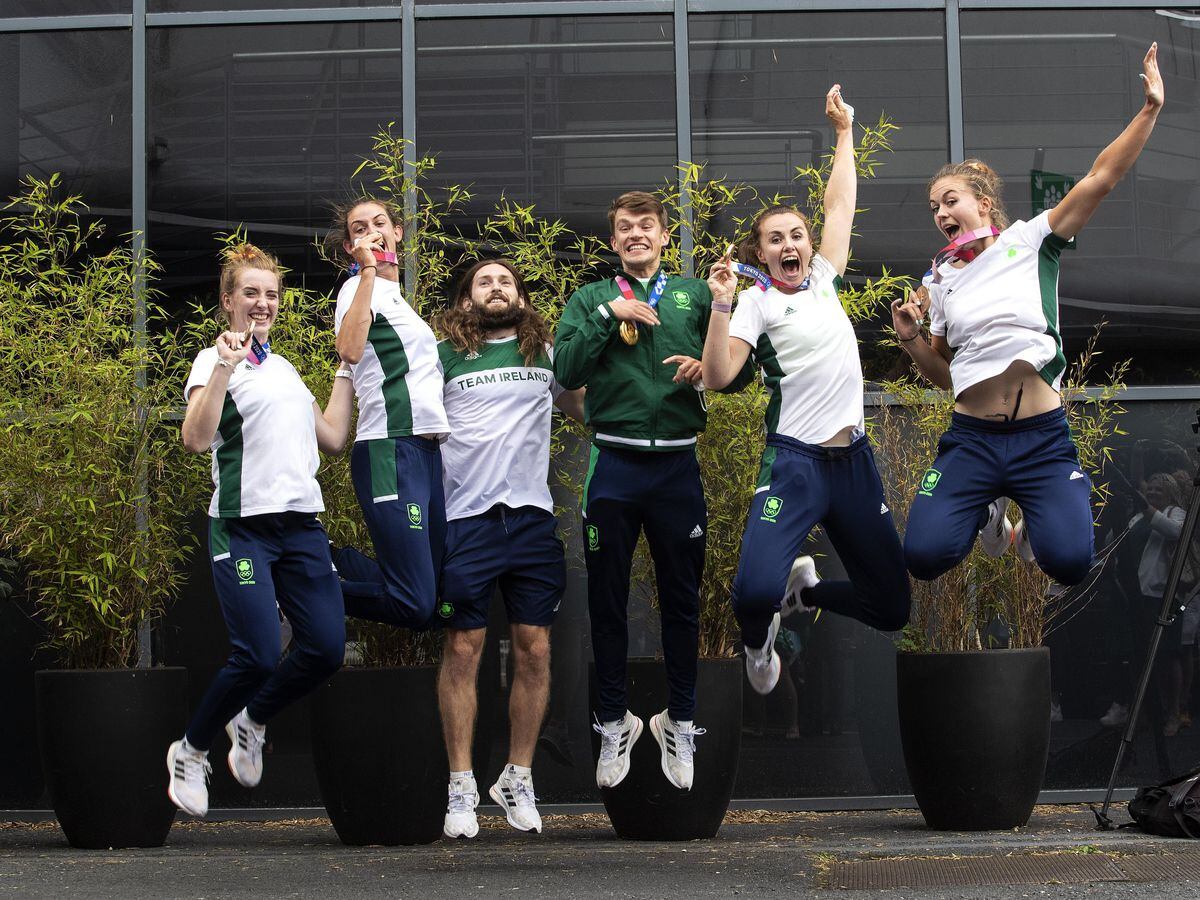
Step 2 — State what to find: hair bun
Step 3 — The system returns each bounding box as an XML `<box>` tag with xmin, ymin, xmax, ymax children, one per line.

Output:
<box><xmin>223</xmin><ymin>242</ymin><xmax>264</xmax><ymax>263</ymax></box>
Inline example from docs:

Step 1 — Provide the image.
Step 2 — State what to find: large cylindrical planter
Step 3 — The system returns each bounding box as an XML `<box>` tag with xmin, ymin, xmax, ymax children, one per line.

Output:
<box><xmin>589</xmin><ymin>658</ymin><xmax>742</xmax><ymax>841</ymax></box>
<box><xmin>36</xmin><ymin>667</ymin><xmax>188</xmax><ymax>849</ymax></box>
<box><xmin>310</xmin><ymin>666</ymin><xmax>448</xmax><ymax>846</ymax></box>
<box><xmin>897</xmin><ymin>648</ymin><xmax>1050</xmax><ymax>831</ymax></box>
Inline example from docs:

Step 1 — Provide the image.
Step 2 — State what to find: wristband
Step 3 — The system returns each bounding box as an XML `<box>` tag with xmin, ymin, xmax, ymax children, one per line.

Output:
<box><xmin>335</xmin><ymin>367</ymin><xmax>353</xmax><ymax>379</ymax></box>
<box><xmin>360</xmin><ymin>265</ymin><xmax>377</xmax><ymax>274</ymax></box>
<box><xmin>711</xmin><ymin>301</ymin><xmax>732</xmax><ymax>314</ymax></box>
<box><xmin>899</xmin><ymin>333</ymin><xmax>922</xmax><ymax>343</ymax></box>
<box><xmin>215</xmin><ymin>357</ymin><xmax>234</xmax><ymax>369</ymax></box>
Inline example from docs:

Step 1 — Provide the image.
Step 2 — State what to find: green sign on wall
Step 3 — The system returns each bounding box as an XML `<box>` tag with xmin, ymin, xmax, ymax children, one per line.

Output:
<box><xmin>1031</xmin><ymin>169</ymin><xmax>1076</xmax><ymax>250</ymax></box>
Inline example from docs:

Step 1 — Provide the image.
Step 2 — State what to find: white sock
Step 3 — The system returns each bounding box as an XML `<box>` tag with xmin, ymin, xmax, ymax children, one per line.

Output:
<box><xmin>181</xmin><ymin>737</ymin><xmax>206</xmax><ymax>756</ymax></box>
<box><xmin>507</xmin><ymin>763</ymin><xmax>532</xmax><ymax>778</ymax></box>
<box><xmin>450</xmin><ymin>769</ymin><xmax>474</xmax><ymax>783</ymax></box>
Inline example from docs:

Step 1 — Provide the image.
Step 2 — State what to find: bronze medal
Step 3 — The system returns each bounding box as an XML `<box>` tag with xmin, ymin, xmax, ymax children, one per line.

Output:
<box><xmin>619</xmin><ymin>321</ymin><xmax>639</xmax><ymax>346</ymax></box>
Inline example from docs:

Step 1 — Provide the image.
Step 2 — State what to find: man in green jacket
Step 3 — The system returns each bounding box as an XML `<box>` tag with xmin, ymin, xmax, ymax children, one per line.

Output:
<box><xmin>554</xmin><ymin>191</ymin><xmax>750</xmax><ymax>793</ymax></box>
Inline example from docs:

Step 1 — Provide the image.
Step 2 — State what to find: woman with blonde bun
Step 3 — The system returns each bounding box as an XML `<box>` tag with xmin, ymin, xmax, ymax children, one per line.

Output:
<box><xmin>166</xmin><ymin>244</ymin><xmax>354</xmax><ymax>819</ymax></box>
<box><xmin>895</xmin><ymin>44</ymin><xmax>1163</xmax><ymax>587</ymax></box>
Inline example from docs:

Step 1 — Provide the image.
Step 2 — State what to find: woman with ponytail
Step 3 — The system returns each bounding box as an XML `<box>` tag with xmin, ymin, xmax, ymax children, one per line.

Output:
<box><xmin>166</xmin><ymin>243</ymin><xmax>353</xmax><ymax>818</ymax></box>
<box><xmin>895</xmin><ymin>45</ymin><xmax>1164</xmax><ymax>585</ymax></box>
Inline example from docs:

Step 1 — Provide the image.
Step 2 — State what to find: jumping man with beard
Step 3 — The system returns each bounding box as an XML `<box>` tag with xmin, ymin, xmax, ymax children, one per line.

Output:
<box><xmin>554</xmin><ymin>192</ymin><xmax>753</xmax><ymax>793</ymax></box>
<box><xmin>436</xmin><ymin>260</ymin><xmax>584</xmax><ymax>839</ymax></box>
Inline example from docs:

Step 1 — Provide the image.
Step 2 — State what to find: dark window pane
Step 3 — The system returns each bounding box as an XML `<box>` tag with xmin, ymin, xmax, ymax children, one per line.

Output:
<box><xmin>0</xmin><ymin>29</ymin><xmax>131</xmax><ymax>223</ymax></box>
<box><xmin>417</xmin><ymin>14</ymin><xmax>676</xmax><ymax>241</ymax></box>
<box><xmin>0</xmin><ymin>1</ymin><xmax>129</xmax><ymax>14</ymax></box>
<box><xmin>962</xmin><ymin>9</ymin><xmax>1200</xmax><ymax>384</ymax></box>
<box><xmin>690</xmin><ymin>11</ymin><xmax>948</xmax><ymax>380</ymax></box>
<box><xmin>148</xmin><ymin>22</ymin><xmax>402</xmax><ymax>312</ymax></box>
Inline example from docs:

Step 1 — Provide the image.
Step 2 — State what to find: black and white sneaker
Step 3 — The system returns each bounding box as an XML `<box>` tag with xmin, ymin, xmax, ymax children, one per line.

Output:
<box><xmin>781</xmin><ymin>556</ymin><xmax>819</xmax><ymax>618</ymax></box>
<box><xmin>225</xmin><ymin>709</ymin><xmax>266</xmax><ymax>788</ymax></box>
<box><xmin>649</xmin><ymin>711</ymin><xmax>705</xmax><ymax>791</ymax></box>
<box><xmin>744</xmin><ymin>612</ymin><xmax>781</xmax><ymax>695</ymax></box>
<box><xmin>489</xmin><ymin>765</ymin><xmax>542</xmax><ymax>833</ymax></box>
<box><xmin>166</xmin><ymin>739</ymin><xmax>211</xmax><ymax>817</ymax></box>
<box><xmin>979</xmin><ymin>497</ymin><xmax>1013</xmax><ymax>557</ymax></box>
<box><xmin>592</xmin><ymin>711</ymin><xmax>642</xmax><ymax>789</ymax></box>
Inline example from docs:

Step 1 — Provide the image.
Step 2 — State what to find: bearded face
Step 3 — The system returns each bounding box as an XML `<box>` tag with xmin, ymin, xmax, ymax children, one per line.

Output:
<box><xmin>465</xmin><ymin>262</ymin><xmax>526</xmax><ymax>330</ymax></box>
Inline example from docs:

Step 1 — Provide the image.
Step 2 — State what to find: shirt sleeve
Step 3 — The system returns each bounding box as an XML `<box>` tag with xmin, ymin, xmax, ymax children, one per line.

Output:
<box><xmin>552</xmin><ymin>285</ymin><xmax>620</xmax><ymax>390</ymax></box>
<box><xmin>184</xmin><ymin>347</ymin><xmax>218</xmax><ymax>402</ymax></box>
<box><xmin>925</xmin><ymin>271</ymin><xmax>947</xmax><ymax>337</ymax></box>
<box><xmin>809</xmin><ymin>253</ymin><xmax>837</xmax><ymax>288</ymax></box>
<box><xmin>333</xmin><ymin>276</ymin><xmax>360</xmax><ymax>335</ymax></box>
<box><xmin>728</xmin><ymin>288</ymin><xmax>765</xmax><ymax>351</ymax></box>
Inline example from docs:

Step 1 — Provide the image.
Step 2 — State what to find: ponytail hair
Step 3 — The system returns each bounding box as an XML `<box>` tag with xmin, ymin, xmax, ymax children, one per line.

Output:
<box><xmin>928</xmin><ymin>159</ymin><xmax>1009</xmax><ymax>230</ymax></box>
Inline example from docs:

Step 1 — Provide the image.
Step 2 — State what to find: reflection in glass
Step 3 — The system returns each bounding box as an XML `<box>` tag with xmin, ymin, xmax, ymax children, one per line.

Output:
<box><xmin>0</xmin><ymin>29</ymin><xmax>131</xmax><ymax>220</ymax></box>
<box><xmin>689</xmin><ymin>12</ymin><xmax>948</xmax><ymax>295</ymax></box>
<box><xmin>148</xmin><ymin>22</ymin><xmax>402</xmax><ymax>311</ymax></box>
<box><xmin>416</xmin><ymin>15</ymin><xmax>676</xmax><ymax>241</ymax></box>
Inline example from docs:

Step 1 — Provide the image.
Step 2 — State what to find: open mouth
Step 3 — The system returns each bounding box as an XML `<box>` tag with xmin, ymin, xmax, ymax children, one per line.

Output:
<box><xmin>780</xmin><ymin>254</ymin><xmax>802</xmax><ymax>279</ymax></box>
<box><xmin>625</xmin><ymin>243</ymin><xmax>649</xmax><ymax>253</ymax></box>
<box><xmin>943</xmin><ymin>223</ymin><xmax>960</xmax><ymax>241</ymax></box>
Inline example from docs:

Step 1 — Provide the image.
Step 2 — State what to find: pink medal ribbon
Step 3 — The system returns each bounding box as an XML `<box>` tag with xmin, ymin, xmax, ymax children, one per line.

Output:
<box><xmin>349</xmin><ymin>248</ymin><xmax>399</xmax><ymax>275</ymax></box>
<box><xmin>926</xmin><ymin>226</ymin><xmax>1001</xmax><ymax>284</ymax></box>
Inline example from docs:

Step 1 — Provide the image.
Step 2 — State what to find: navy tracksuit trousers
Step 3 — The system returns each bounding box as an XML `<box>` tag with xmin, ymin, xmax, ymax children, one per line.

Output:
<box><xmin>732</xmin><ymin>434</ymin><xmax>911</xmax><ymax>650</ymax></box>
<box><xmin>336</xmin><ymin>435</ymin><xmax>447</xmax><ymax>629</ymax></box>
<box><xmin>185</xmin><ymin>513</ymin><xmax>344</xmax><ymax>751</ymax></box>
<box><xmin>583</xmin><ymin>445</ymin><xmax>706</xmax><ymax>723</ymax></box>
<box><xmin>904</xmin><ymin>408</ymin><xmax>1094</xmax><ymax>586</ymax></box>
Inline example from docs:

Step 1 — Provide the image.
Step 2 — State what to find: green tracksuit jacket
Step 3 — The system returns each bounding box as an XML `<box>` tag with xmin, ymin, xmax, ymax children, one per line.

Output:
<box><xmin>553</xmin><ymin>268</ymin><xmax>753</xmax><ymax>451</ymax></box>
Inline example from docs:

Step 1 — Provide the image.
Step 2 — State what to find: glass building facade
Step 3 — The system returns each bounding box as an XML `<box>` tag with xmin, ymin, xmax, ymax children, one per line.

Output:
<box><xmin>2</xmin><ymin>1</ymin><xmax>1199</xmax><ymax>810</ymax></box>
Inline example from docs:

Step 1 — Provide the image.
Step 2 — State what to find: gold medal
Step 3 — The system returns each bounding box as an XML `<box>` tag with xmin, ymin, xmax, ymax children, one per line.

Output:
<box><xmin>619</xmin><ymin>321</ymin><xmax>639</xmax><ymax>346</ymax></box>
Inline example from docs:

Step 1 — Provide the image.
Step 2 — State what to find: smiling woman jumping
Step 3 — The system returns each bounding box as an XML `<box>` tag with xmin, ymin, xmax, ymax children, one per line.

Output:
<box><xmin>895</xmin><ymin>44</ymin><xmax>1164</xmax><ymax>586</ymax></box>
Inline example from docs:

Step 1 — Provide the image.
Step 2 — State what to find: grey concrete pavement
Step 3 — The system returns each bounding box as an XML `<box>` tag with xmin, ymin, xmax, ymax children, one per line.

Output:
<box><xmin>2</xmin><ymin>805</ymin><xmax>1199</xmax><ymax>898</ymax></box>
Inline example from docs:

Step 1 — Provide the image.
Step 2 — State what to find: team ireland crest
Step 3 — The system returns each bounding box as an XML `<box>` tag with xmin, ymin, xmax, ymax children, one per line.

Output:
<box><xmin>918</xmin><ymin>469</ymin><xmax>942</xmax><ymax>496</ymax></box>
<box><xmin>761</xmin><ymin>496</ymin><xmax>783</xmax><ymax>523</ymax></box>
<box><xmin>407</xmin><ymin>502</ymin><xmax>423</xmax><ymax>528</ymax></box>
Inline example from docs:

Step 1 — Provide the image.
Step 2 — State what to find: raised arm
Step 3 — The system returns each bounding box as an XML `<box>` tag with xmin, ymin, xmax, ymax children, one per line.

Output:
<box><xmin>891</xmin><ymin>288</ymin><xmax>953</xmax><ymax>391</ymax></box>
<box><xmin>818</xmin><ymin>84</ymin><xmax>857</xmax><ymax>276</ymax></box>
<box><xmin>181</xmin><ymin>328</ymin><xmax>254</xmax><ymax>453</ymax></box>
<box><xmin>335</xmin><ymin>234</ymin><xmax>388</xmax><ymax>364</ymax></box>
<box><xmin>1048</xmin><ymin>43</ymin><xmax>1163</xmax><ymax>241</ymax></box>
<box><xmin>701</xmin><ymin>254</ymin><xmax>753</xmax><ymax>391</ymax></box>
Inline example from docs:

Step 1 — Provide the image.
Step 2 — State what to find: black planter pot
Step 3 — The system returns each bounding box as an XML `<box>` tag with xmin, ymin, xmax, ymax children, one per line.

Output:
<box><xmin>36</xmin><ymin>667</ymin><xmax>188</xmax><ymax>849</ymax></box>
<box><xmin>310</xmin><ymin>666</ymin><xmax>448</xmax><ymax>846</ymax></box>
<box><xmin>896</xmin><ymin>648</ymin><xmax>1050</xmax><ymax>831</ymax></box>
<box><xmin>588</xmin><ymin>658</ymin><xmax>742</xmax><ymax>841</ymax></box>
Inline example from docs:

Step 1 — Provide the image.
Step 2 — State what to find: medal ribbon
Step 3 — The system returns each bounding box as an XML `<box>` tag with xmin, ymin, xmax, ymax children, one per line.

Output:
<box><xmin>349</xmin><ymin>249</ymin><xmax>399</xmax><ymax>276</ymax></box>
<box><xmin>928</xmin><ymin>226</ymin><xmax>1000</xmax><ymax>284</ymax></box>
<box><xmin>614</xmin><ymin>271</ymin><xmax>669</xmax><ymax>336</ymax></box>
<box><xmin>731</xmin><ymin>260</ymin><xmax>810</xmax><ymax>293</ymax></box>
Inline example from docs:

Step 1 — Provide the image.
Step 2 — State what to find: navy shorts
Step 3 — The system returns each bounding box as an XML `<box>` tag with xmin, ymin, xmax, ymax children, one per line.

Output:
<box><xmin>441</xmin><ymin>504</ymin><xmax>566</xmax><ymax>631</ymax></box>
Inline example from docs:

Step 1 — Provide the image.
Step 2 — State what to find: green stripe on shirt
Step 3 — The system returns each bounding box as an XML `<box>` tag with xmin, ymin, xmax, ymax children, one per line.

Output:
<box><xmin>369</xmin><ymin>313</ymin><xmax>414</xmax><ymax>435</ymax></box>
<box><xmin>215</xmin><ymin>394</ymin><xmax>244</xmax><ymax>518</ymax></box>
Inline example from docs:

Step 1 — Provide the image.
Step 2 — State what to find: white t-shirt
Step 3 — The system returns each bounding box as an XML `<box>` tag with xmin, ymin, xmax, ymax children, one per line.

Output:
<box><xmin>926</xmin><ymin>210</ymin><xmax>1070</xmax><ymax>395</ymax></box>
<box><xmin>334</xmin><ymin>275</ymin><xmax>449</xmax><ymax>442</ymax></box>
<box><xmin>1131</xmin><ymin>506</ymin><xmax>1186</xmax><ymax>597</ymax></box>
<box><xmin>728</xmin><ymin>253</ymin><xmax>864</xmax><ymax>444</ymax></box>
<box><xmin>184</xmin><ymin>347</ymin><xmax>323</xmax><ymax>519</ymax></box>
<box><xmin>439</xmin><ymin>336</ymin><xmax>564</xmax><ymax>521</ymax></box>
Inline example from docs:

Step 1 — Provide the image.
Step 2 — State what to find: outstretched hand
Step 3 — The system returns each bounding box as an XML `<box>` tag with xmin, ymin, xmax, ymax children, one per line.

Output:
<box><xmin>1140</xmin><ymin>42</ymin><xmax>1163</xmax><ymax>110</ymax></box>
<box><xmin>707</xmin><ymin>244</ymin><xmax>737</xmax><ymax>303</ymax></box>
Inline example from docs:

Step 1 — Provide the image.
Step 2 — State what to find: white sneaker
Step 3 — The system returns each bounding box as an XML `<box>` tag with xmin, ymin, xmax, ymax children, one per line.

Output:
<box><xmin>1099</xmin><ymin>702</ymin><xmax>1129</xmax><ymax>728</ymax></box>
<box><xmin>745</xmin><ymin>612</ymin><xmax>781</xmax><ymax>695</ymax></box>
<box><xmin>1013</xmin><ymin>519</ymin><xmax>1036</xmax><ymax>563</ymax></box>
<box><xmin>593</xmin><ymin>711</ymin><xmax>643</xmax><ymax>789</ymax></box>
<box><xmin>979</xmin><ymin>497</ymin><xmax>1013</xmax><ymax>557</ymax></box>
<box><xmin>782</xmin><ymin>556</ymin><xmax>819</xmax><ymax>617</ymax></box>
<box><xmin>443</xmin><ymin>775</ymin><xmax>480</xmax><ymax>839</ymax></box>
<box><xmin>489</xmin><ymin>765</ymin><xmax>542</xmax><ymax>833</ymax></box>
<box><xmin>166</xmin><ymin>740</ymin><xmax>211</xmax><ymax>817</ymax></box>
<box><xmin>649</xmin><ymin>711</ymin><xmax>705</xmax><ymax>791</ymax></box>
<box><xmin>225</xmin><ymin>709</ymin><xmax>266</xmax><ymax>788</ymax></box>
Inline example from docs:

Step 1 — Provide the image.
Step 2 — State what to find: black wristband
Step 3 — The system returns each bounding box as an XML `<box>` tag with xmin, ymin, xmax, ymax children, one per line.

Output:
<box><xmin>899</xmin><ymin>333</ymin><xmax>922</xmax><ymax>343</ymax></box>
